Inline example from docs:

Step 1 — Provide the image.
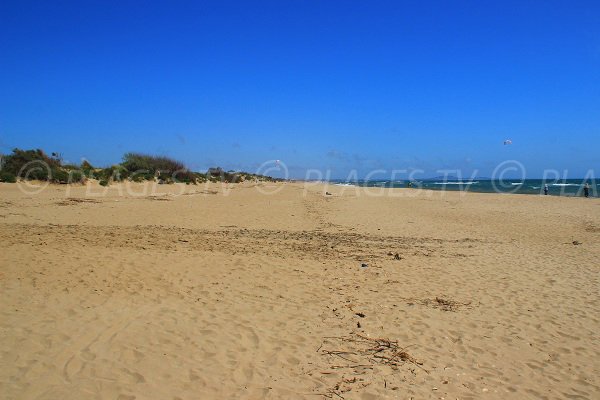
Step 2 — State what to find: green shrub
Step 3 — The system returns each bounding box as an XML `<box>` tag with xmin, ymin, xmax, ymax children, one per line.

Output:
<box><xmin>158</xmin><ymin>177</ymin><xmax>174</xmax><ymax>184</ymax></box>
<box><xmin>99</xmin><ymin>179</ymin><xmax>109</xmax><ymax>186</ymax></box>
<box><xmin>122</xmin><ymin>153</ymin><xmax>198</xmax><ymax>184</ymax></box>
<box><xmin>172</xmin><ymin>170</ymin><xmax>198</xmax><ymax>184</ymax></box>
<box><xmin>51</xmin><ymin>169</ymin><xmax>69</xmax><ymax>184</ymax></box>
<box><xmin>195</xmin><ymin>173</ymin><xmax>207</xmax><ymax>183</ymax></box>
<box><xmin>0</xmin><ymin>171</ymin><xmax>17</xmax><ymax>183</ymax></box>
<box><xmin>128</xmin><ymin>170</ymin><xmax>154</xmax><ymax>182</ymax></box>
<box><xmin>207</xmin><ymin>167</ymin><xmax>242</xmax><ymax>183</ymax></box>
<box><xmin>69</xmin><ymin>170</ymin><xmax>85</xmax><ymax>183</ymax></box>
<box><xmin>20</xmin><ymin>162</ymin><xmax>52</xmax><ymax>181</ymax></box>
<box><xmin>111</xmin><ymin>165</ymin><xmax>129</xmax><ymax>181</ymax></box>
<box><xmin>122</xmin><ymin>153</ymin><xmax>186</xmax><ymax>175</ymax></box>
<box><xmin>97</xmin><ymin>165</ymin><xmax>129</xmax><ymax>182</ymax></box>
<box><xmin>97</xmin><ymin>167</ymin><xmax>112</xmax><ymax>181</ymax></box>
<box><xmin>81</xmin><ymin>160</ymin><xmax>94</xmax><ymax>174</ymax></box>
<box><xmin>121</xmin><ymin>153</ymin><xmax>152</xmax><ymax>172</ymax></box>
<box><xmin>0</xmin><ymin>148</ymin><xmax>284</xmax><ymax>186</ymax></box>
<box><xmin>2</xmin><ymin>149</ymin><xmax>61</xmax><ymax>178</ymax></box>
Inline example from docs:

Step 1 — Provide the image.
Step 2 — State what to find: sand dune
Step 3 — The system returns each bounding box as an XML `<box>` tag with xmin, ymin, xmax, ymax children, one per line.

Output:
<box><xmin>1</xmin><ymin>181</ymin><xmax>599</xmax><ymax>399</ymax></box>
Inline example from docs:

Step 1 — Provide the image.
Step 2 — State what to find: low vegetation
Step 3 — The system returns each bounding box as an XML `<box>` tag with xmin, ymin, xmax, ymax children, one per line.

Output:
<box><xmin>0</xmin><ymin>148</ymin><xmax>282</xmax><ymax>185</ymax></box>
<box><xmin>0</xmin><ymin>149</ymin><xmax>84</xmax><ymax>184</ymax></box>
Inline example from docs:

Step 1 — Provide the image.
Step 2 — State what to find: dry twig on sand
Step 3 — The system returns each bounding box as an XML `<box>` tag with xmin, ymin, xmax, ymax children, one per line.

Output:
<box><xmin>428</xmin><ymin>297</ymin><xmax>471</xmax><ymax>312</ymax></box>
<box><xmin>321</xmin><ymin>333</ymin><xmax>425</xmax><ymax>370</ymax></box>
<box><xmin>56</xmin><ymin>198</ymin><xmax>101</xmax><ymax>205</ymax></box>
<box><xmin>317</xmin><ymin>333</ymin><xmax>427</xmax><ymax>398</ymax></box>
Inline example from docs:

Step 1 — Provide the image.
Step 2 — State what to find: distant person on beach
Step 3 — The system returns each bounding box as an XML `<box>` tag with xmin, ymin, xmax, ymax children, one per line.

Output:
<box><xmin>544</xmin><ymin>184</ymin><xmax>549</xmax><ymax>195</ymax></box>
<box><xmin>584</xmin><ymin>183</ymin><xmax>590</xmax><ymax>198</ymax></box>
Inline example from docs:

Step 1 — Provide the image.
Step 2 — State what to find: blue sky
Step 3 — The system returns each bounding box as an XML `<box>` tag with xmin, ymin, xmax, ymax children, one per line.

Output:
<box><xmin>1</xmin><ymin>1</ymin><xmax>598</xmax><ymax>179</ymax></box>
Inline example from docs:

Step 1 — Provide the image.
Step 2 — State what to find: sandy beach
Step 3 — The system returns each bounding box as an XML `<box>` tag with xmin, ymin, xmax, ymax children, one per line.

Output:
<box><xmin>0</xmin><ymin>181</ymin><xmax>599</xmax><ymax>399</ymax></box>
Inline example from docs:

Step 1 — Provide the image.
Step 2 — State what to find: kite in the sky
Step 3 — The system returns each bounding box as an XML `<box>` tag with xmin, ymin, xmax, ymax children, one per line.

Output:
<box><xmin>503</xmin><ymin>139</ymin><xmax>513</xmax><ymax>145</ymax></box>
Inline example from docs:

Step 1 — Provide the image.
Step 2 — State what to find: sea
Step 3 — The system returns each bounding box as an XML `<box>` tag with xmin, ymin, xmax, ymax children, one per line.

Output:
<box><xmin>330</xmin><ymin>179</ymin><xmax>597</xmax><ymax>197</ymax></box>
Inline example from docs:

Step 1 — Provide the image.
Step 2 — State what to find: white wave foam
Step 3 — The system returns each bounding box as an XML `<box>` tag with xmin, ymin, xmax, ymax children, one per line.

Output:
<box><xmin>433</xmin><ymin>181</ymin><xmax>479</xmax><ymax>185</ymax></box>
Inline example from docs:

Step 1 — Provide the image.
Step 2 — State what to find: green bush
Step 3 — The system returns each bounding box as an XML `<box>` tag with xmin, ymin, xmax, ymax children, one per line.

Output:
<box><xmin>81</xmin><ymin>160</ymin><xmax>94</xmax><ymax>174</ymax></box>
<box><xmin>0</xmin><ymin>148</ymin><xmax>284</xmax><ymax>186</ymax></box>
<box><xmin>97</xmin><ymin>167</ymin><xmax>112</xmax><ymax>181</ymax></box>
<box><xmin>158</xmin><ymin>177</ymin><xmax>174</xmax><ymax>184</ymax></box>
<box><xmin>130</xmin><ymin>172</ymin><xmax>153</xmax><ymax>183</ymax></box>
<box><xmin>121</xmin><ymin>153</ymin><xmax>199</xmax><ymax>183</ymax></box>
<box><xmin>99</xmin><ymin>179</ymin><xmax>109</xmax><ymax>186</ymax></box>
<box><xmin>21</xmin><ymin>162</ymin><xmax>52</xmax><ymax>181</ymax></box>
<box><xmin>207</xmin><ymin>167</ymin><xmax>242</xmax><ymax>183</ymax></box>
<box><xmin>172</xmin><ymin>170</ymin><xmax>198</xmax><ymax>184</ymax></box>
<box><xmin>122</xmin><ymin>153</ymin><xmax>186</xmax><ymax>175</ymax></box>
<box><xmin>51</xmin><ymin>169</ymin><xmax>69</xmax><ymax>184</ymax></box>
<box><xmin>2</xmin><ymin>149</ymin><xmax>61</xmax><ymax>178</ymax></box>
<box><xmin>0</xmin><ymin>171</ymin><xmax>17</xmax><ymax>183</ymax></box>
<box><xmin>195</xmin><ymin>173</ymin><xmax>207</xmax><ymax>182</ymax></box>
<box><xmin>111</xmin><ymin>165</ymin><xmax>129</xmax><ymax>181</ymax></box>
<box><xmin>97</xmin><ymin>165</ymin><xmax>129</xmax><ymax>182</ymax></box>
<box><xmin>69</xmin><ymin>170</ymin><xmax>85</xmax><ymax>183</ymax></box>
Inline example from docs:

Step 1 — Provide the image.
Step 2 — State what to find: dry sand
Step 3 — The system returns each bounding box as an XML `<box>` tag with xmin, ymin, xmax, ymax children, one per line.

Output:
<box><xmin>0</xmin><ymin>181</ymin><xmax>599</xmax><ymax>399</ymax></box>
